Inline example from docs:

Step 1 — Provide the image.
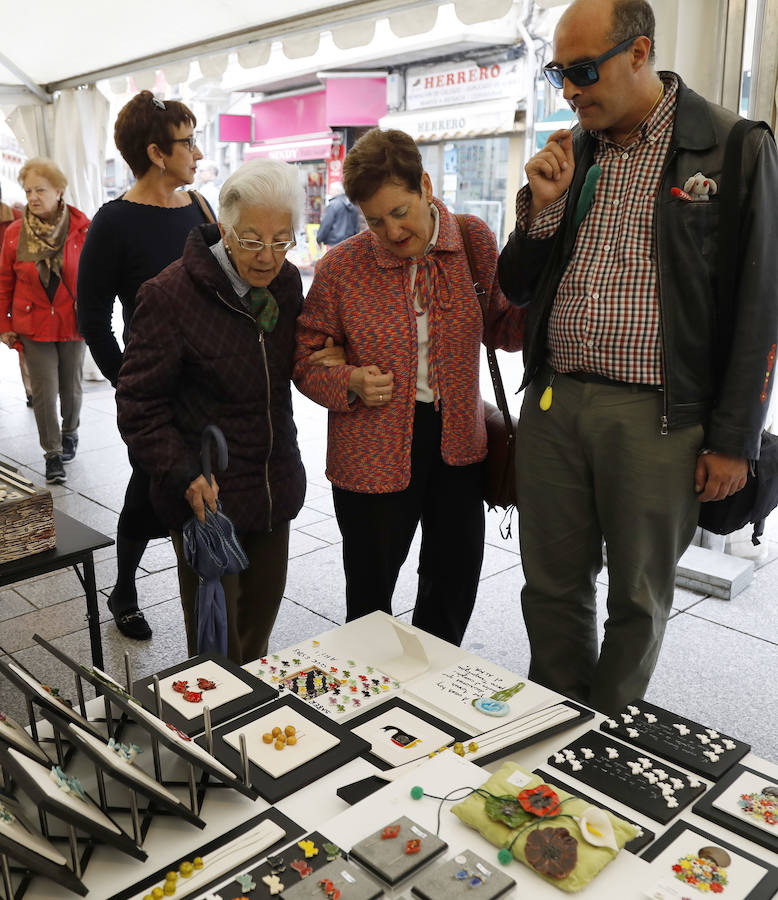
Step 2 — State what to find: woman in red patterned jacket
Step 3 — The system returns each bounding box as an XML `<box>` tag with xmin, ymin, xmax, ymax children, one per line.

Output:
<box><xmin>294</xmin><ymin>128</ymin><xmax>525</xmax><ymax>645</ymax></box>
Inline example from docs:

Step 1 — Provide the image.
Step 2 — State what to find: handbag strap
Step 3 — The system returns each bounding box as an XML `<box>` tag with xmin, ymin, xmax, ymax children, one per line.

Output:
<box><xmin>190</xmin><ymin>189</ymin><xmax>216</xmax><ymax>225</ymax></box>
<box><xmin>455</xmin><ymin>214</ymin><xmax>513</xmax><ymax>435</ymax></box>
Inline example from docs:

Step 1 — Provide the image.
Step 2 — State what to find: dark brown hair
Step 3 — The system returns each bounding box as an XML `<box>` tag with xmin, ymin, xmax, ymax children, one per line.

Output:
<box><xmin>343</xmin><ymin>128</ymin><xmax>423</xmax><ymax>203</ymax></box>
<box><xmin>114</xmin><ymin>90</ymin><xmax>196</xmax><ymax>177</ymax></box>
<box><xmin>609</xmin><ymin>0</ymin><xmax>656</xmax><ymax>63</ymax></box>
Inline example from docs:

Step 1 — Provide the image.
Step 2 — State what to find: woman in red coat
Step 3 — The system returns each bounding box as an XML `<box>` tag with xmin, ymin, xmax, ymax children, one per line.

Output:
<box><xmin>0</xmin><ymin>158</ymin><xmax>89</xmax><ymax>484</ymax></box>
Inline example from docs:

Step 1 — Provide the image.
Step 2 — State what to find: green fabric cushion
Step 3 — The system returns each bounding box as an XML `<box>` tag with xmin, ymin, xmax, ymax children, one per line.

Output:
<box><xmin>451</xmin><ymin>762</ymin><xmax>639</xmax><ymax>893</ymax></box>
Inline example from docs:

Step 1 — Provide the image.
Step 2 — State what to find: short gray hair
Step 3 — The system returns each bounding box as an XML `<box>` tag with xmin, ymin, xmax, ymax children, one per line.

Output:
<box><xmin>218</xmin><ymin>158</ymin><xmax>304</xmax><ymax>232</ymax></box>
<box><xmin>608</xmin><ymin>0</ymin><xmax>656</xmax><ymax>64</ymax></box>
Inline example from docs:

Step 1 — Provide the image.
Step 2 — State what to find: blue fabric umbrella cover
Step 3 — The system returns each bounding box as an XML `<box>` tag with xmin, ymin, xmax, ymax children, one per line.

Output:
<box><xmin>183</xmin><ymin>501</ymin><xmax>248</xmax><ymax>656</ymax></box>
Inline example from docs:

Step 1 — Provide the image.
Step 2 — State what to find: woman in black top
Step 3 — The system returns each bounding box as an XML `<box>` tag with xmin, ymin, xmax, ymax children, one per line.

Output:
<box><xmin>77</xmin><ymin>91</ymin><xmax>212</xmax><ymax>640</ymax></box>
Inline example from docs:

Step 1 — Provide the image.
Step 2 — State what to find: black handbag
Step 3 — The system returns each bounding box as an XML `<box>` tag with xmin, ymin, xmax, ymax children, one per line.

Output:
<box><xmin>698</xmin><ymin>118</ymin><xmax>778</xmax><ymax>544</ymax></box>
<box><xmin>455</xmin><ymin>215</ymin><xmax>518</xmax><ymax>511</ymax></box>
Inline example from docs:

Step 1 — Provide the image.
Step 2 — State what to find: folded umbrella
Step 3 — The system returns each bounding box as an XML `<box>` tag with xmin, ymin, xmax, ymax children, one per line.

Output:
<box><xmin>182</xmin><ymin>425</ymin><xmax>248</xmax><ymax>656</ymax></box>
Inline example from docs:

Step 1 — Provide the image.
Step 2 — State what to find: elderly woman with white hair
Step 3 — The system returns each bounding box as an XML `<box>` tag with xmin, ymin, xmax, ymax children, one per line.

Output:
<box><xmin>116</xmin><ymin>158</ymin><xmax>342</xmax><ymax>663</ymax></box>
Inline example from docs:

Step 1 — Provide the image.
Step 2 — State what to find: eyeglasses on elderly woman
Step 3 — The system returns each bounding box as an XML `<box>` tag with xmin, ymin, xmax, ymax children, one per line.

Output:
<box><xmin>543</xmin><ymin>34</ymin><xmax>646</xmax><ymax>89</ymax></box>
<box><xmin>230</xmin><ymin>227</ymin><xmax>296</xmax><ymax>253</ymax></box>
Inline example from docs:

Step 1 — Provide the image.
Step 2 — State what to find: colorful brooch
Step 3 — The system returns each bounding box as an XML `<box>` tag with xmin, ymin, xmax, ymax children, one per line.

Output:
<box><xmin>738</xmin><ymin>787</ymin><xmax>778</xmax><ymax>826</ymax></box>
<box><xmin>672</xmin><ymin>846</ymin><xmax>730</xmax><ymax>893</ymax></box>
<box><xmin>49</xmin><ymin>766</ymin><xmax>87</xmax><ymax>801</ymax></box>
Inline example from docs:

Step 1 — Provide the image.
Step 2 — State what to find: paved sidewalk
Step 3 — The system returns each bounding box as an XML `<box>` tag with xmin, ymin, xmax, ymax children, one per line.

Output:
<box><xmin>1</xmin><ymin>340</ymin><xmax>777</xmax><ymax>762</ymax></box>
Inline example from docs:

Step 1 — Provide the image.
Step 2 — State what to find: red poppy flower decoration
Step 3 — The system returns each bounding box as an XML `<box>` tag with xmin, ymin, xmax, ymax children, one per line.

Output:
<box><xmin>183</xmin><ymin>690</ymin><xmax>203</xmax><ymax>703</ymax></box>
<box><xmin>518</xmin><ymin>785</ymin><xmax>561</xmax><ymax>817</ymax></box>
<box><xmin>172</xmin><ymin>680</ymin><xmax>188</xmax><ymax>693</ymax></box>
<box><xmin>197</xmin><ymin>678</ymin><xmax>216</xmax><ymax>690</ymax></box>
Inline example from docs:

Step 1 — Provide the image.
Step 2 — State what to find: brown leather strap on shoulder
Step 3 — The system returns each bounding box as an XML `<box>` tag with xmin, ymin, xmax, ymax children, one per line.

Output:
<box><xmin>190</xmin><ymin>190</ymin><xmax>216</xmax><ymax>224</ymax></box>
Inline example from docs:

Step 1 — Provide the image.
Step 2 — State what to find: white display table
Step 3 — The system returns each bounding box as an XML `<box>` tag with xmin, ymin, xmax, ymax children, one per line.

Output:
<box><xmin>5</xmin><ymin>612</ymin><xmax>778</xmax><ymax>900</ymax></box>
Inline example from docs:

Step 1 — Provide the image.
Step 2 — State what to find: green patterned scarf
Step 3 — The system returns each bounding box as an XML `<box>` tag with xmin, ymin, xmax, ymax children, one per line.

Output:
<box><xmin>248</xmin><ymin>286</ymin><xmax>279</xmax><ymax>333</ymax></box>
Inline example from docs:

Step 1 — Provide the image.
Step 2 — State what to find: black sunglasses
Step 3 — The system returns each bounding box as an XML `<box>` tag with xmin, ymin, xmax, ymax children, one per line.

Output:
<box><xmin>543</xmin><ymin>34</ymin><xmax>644</xmax><ymax>89</ymax></box>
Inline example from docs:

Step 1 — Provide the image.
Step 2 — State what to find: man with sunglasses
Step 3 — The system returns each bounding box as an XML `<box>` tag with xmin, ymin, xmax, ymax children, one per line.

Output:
<box><xmin>498</xmin><ymin>0</ymin><xmax>778</xmax><ymax>714</ymax></box>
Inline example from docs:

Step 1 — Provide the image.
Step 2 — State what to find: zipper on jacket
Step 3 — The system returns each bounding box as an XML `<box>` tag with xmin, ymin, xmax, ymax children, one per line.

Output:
<box><xmin>654</xmin><ymin>147</ymin><xmax>677</xmax><ymax>436</ymax></box>
<box><xmin>258</xmin><ymin>328</ymin><xmax>274</xmax><ymax>532</ymax></box>
<box><xmin>216</xmin><ymin>291</ymin><xmax>274</xmax><ymax>531</ymax></box>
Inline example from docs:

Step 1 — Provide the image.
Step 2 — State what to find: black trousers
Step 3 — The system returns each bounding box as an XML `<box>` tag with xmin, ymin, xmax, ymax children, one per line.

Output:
<box><xmin>332</xmin><ymin>402</ymin><xmax>485</xmax><ymax>646</ymax></box>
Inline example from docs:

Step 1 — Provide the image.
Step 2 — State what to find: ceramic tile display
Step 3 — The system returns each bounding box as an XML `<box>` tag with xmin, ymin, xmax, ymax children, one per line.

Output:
<box><xmin>693</xmin><ymin>763</ymin><xmax>778</xmax><ymax>853</ymax></box>
<box><xmin>0</xmin><ymin>746</ymin><xmax>146</xmax><ymax>860</ymax></box>
<box><xmin>222</xmin><ymin>704</ymin><xmax>339</xmax><ymax>778</ymax></box>
<box><xmin>348</xmin><ymin>697</ymin><xmax>468</xmax><ymax>769</ymax></box>
<box><xmin>251</xmin><ymin>643</ymin><xmax>401</xmax><ymax>721</ymax></box>
<box><xmin>548</xmin><ymin>730</ymin><xmax>707</xmax><ymax>824</ymax></box>
<box><xmin>404</xmin><ymin>656</ymin><xmax>559</xmax><ymax>733</ymax></box>
<box><xmin>112</xmin><ymin>808</ymin><xmax>303</xmax><ymax>900</ymax></box>
<box><xmin>640</xmin><ymin>820</ymin><xmax>778</xmax><ymax>899</ymax></box>
<box><xmin>532</xmin><ymin>769</ymin><xmax>654</xmax><ymax>854</ymax></box>
<box><xmin>59</xmin><ymin>719</ymin><xmax>206</xmax><ymax>829</ymax></box>
<box><xmin>0</xmin><ymin>658</ymin><xmax>102</xmax><ymax>739</ymax></box>
<box><xmin>281</xmin><ymin>857</ymin><xmax>384</xmax><ymax>900</ymax></box>
<box><xmin>0</xmin><ymin>797</ymin><xmax>87</xmax><ymax>896</ymax></box>
<box><xmin>600</xmin><ymin>700</ymin><xmax>749</xmax><ymax>779</ymax></box>
<box><xmin>133</xmin><ymin>652</ymin><xmax>277</xmax><ymax>735</ymax></box>
<box><xmin>203</xmin><ymin>694</ymin><xmax>370</xmax><ymax>803</ymax></box>
<box><xmin>411</xmin><ymin>849</ymin><xmax>516</xmax><ymax>900</ymax></box>
<box><xmin>349</xmin><ymin>815</ymin><xmax>448</xmax><ymax>886</ymax></box>
<box><xmin>0</xmin><ymin>709</ymin><xmax>51</xmax><ymax>764</ymax></box>
<box><xmin>217</xmin><ymin>830</ymin><xmax>339</xmax><ymax>900</ymax></box>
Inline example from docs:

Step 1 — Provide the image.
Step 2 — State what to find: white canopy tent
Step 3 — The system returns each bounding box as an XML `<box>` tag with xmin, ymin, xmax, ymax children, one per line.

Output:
<box><xmin>0</xmin><ymin>0</ymin><xmax>519</xmax><ymax>214</ymax></box>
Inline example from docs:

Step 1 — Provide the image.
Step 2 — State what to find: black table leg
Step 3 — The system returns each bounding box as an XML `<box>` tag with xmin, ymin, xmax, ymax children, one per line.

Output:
<box><xmin>81</xmin><ymin>552</ymin><xmax>104</xmax><ymax>670</ymax></box>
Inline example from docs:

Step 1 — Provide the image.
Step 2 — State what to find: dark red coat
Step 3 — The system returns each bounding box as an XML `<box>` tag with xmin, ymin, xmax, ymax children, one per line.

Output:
<box><xmin>116</xmin><ymin>224</ymin><xmax>306</xmax><ymax>533</ymax></box>
<box><xmin>0</xmin><ymin>205</ymin><xmax>89</xmax><ymax>341</ymax></box>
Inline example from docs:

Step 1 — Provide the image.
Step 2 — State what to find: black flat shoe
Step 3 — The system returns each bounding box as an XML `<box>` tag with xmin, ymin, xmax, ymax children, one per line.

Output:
<box><xmin>107</xmin><ymin>594</ymin><xmax>152</xmax><ymax>640</ymax></box>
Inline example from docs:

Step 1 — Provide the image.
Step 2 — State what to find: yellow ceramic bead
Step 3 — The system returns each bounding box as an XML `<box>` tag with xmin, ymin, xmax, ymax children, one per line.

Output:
<box><xmin>152</xmin><ymin>889</ymin><xmax>164</xmax><ymax>900</ymax></box>
<box><xmin>163</xmin><ymin>881</ymin><xmax>176</xmax><ymax>896</ymax></box>
<box><xmin>179</xmin><ymin>861</ymin><xmax>194</xmax><ymax>878</ymax></box>
<box><xmin>453</xmin><ymin>742</ymin><xmax>464</xmax><ymax>756</ymax></box>
<box><xmin>285</xmin><ymin>725</ymin><xmax>296</xmax><ymax>737</ymax></box>
<box><xmin>468</xmin><ymin>742</ymin><xmax>479</xmax><ymax>753</ymax></box>
<box><xmin>275</xmin><ymin>739</ymin><xmax>285</xmax><ymax>750</ymax></box>
<box><xmin>287</xmin><ymin>735</ymin><xmax>297</xmax><ymax>746</ymax></box>
<box><xmin>193</xmin><ymin>857</ymin><xmax>204</xmax><ymax>869</ymax></box>
<box><xmin>262</xmin><ymin>733</ymin><xmax>274</xmax><ymax>744</ymax></box>
<box><xmin>166</xmin><ymin>872</ymin><xmax>177</xmax><ymax>882</ymax></box>
<box><xmin>272</xmin><ymin>726</ymin><xmax>282</xmax><ymax>737</ymax></box>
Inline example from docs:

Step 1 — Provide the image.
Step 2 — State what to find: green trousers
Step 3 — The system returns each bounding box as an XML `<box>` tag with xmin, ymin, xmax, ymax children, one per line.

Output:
<box><xmin>516</xmin><ymin>371</ymin><xmax>702</xmax><ymax>714</ymax></box>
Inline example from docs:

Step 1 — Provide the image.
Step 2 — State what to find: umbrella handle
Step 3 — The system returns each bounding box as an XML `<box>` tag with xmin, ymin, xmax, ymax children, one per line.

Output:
<box><xmin>201</xmin><ymin>425</ymin><xmax>228</xmax><ymax>487</ymax></box>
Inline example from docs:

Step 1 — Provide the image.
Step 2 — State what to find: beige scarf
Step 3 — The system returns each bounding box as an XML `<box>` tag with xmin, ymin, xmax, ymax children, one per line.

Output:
<box><xmin>17</xmin><ymin>201</ymin><xmax>69</xmax><ymax>289</ymax></box>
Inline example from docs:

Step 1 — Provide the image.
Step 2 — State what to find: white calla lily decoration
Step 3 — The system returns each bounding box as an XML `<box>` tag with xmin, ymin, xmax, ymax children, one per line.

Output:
<box><xmin>576</xmin><ymin>806</ymin><xmax>619</xmax><ymax>851</ymax></box>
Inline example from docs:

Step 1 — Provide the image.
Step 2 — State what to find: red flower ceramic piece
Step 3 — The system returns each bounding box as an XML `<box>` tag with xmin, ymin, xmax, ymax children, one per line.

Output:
<box><xmin>172</xmin><ymin>680</ymin><xmax>188</xmax><ymax>693</ymax></box>
<box><xmin>197</xmin><ymin>678</ymin><xmax>216</xmax><ymax>690</ymax></box>
<box><xmin>405</xmin><ymin>839</ymin><xmax>421</xmax><ymax>855</ymax></box>
<box><xmin>183</xmin><ymin>690</ymin><xmax>202</xmax><ymax>703</ymax></box>
<box><xmin>381</xmin><ymin>825</ymin><xmax>401</xmax><ymax>839</ymax></box>
<box><xmin>518</xmin><ymin>785</ymin><xmax>561</xmax><ymax>817</ymax></box>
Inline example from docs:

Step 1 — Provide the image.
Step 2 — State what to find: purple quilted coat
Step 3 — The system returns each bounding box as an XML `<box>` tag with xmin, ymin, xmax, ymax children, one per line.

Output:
<box><xmin>116</xmin><ymin>224</ymin><xmax>306</xmax><ymax>532</ymax></box>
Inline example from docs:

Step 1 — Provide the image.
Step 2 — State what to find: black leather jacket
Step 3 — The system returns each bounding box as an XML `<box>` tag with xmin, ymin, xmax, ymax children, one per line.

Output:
<box><xmin>498</xmin><ymin>75</ymin><xmax>778</xmax><ymax>460</ymax></box>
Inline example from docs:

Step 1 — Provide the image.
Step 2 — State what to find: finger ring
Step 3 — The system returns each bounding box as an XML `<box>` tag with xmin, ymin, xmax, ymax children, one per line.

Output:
<box><xmin>379</xmin><ymin>394</ymin><xmax>384</xmax><ymax>401</ymax></box>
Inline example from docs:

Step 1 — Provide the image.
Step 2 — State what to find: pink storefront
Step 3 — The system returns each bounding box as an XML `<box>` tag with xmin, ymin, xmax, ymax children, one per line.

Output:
<box><xmin>246</xmin><ymin>77</ymin><xmax>386</xmax><ymax>268</ymax></box>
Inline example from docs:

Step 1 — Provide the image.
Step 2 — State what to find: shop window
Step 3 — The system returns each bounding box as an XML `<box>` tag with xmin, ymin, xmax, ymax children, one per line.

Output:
<box><xmin>420</xmin><ymin>137</ymin><xmax>509</xmax><ymax>246</ymax></box>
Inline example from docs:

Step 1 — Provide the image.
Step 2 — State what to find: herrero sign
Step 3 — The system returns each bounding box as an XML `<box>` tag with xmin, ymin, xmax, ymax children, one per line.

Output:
<box><xmin>406</xmin><ymin>58</ymin><xmax>525</xmax><ymax>110</ymax></box>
